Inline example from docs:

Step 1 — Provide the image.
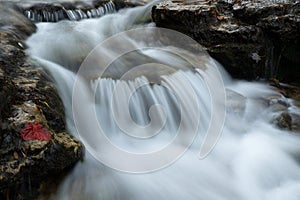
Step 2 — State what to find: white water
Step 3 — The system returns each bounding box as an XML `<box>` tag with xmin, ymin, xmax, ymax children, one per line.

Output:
<box><xmin>26</xmin><ymin>2</ymin><xmax>300</xmax><ymax>200</ymax></box>
<box><xmin>24</xmin><ymin>1</ymin><xmax>116</xmax><ymax>22</ymax></box>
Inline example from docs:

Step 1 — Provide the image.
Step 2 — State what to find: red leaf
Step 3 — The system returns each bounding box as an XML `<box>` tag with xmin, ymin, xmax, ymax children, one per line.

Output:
<box><xmin>21</xmin><ymin>122</ymin><xmax>51</xmax><ymax>141</ymax></box>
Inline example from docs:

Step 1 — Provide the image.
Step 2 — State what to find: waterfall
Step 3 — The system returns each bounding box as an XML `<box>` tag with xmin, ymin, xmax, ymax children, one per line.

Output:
<box><xmin>23</xmin><ymin>1</ymin><xmax>117</xmax><ymax>22</ymax></box>
<box><xmin>26</xmin><ymin>1</ymin><xmax>300</xmax><ymax>200</ymax></box>
<box><xmin>64</xmin><ymin>1</ymin><xmax>116</xmax><ymax>21</ymax></box>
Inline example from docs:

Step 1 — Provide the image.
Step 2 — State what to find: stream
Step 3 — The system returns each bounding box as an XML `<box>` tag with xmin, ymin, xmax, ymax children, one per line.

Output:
<box><xmin>25</xmin><ymin>1</ymin><xmax>300</xmax><ymax>200</ymax></box>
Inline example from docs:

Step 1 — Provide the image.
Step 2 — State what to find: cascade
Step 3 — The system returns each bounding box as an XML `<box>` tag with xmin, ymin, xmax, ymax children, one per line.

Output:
<box><xmin>26</xmin><ymin>1</ymin><xmax>300</xmax><ymax>199</ymax></box>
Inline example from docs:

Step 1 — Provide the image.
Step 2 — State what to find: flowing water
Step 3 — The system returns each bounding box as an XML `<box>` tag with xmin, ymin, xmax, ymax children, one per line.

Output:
<box><xmin>24</xmin><ymin>1</ymin><xmax>117</xmax><ymax>22</ymax></box>
<box><xmin>25</xmin><ymin>1</ymin><xmax>300</xmax><ymax>200</ymax></box>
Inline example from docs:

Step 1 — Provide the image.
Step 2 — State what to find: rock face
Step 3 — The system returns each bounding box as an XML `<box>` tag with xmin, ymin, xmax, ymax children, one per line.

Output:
<box><xmin>0</xmin><ymin>3</ymin><xmax>84</xmax><ymax>198</ymax></box>
<box><xmin>152</xmin><ymin>0</ymin><xmax>300</xmax><ymax>83</ymax></box>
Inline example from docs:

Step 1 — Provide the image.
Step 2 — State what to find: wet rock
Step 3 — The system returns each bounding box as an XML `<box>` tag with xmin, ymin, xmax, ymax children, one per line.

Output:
<box><xmin>270</xmin><ymin>79</ymin><xmax>300</xmax><ymax>101</ymax></box>
<box><xmin>290</xmin><ymin>113</ymin><xmax>300</xmax><ymax>132</ymax></box>
<box><xmin>0</xmin><ymin>3</ymin><xmax>36</xmax><ymax>40</ymax></box>
<box><xmin>0</xmin><ymin>3</ymin><xmax>84</xmax><ymax>198</ymax></box>
<box><xmin>268</xmin><ymin>96</ymin><xmax>290</xmax><ymax>112</ymax></box>
<box><xmin>268</xmin><ymin>81</ymin><xmax>300</xmax><ymax>133</ymax></box>
<box><xmin>276</xmin><ymin>112</ymin><xmax>292</xmax><ymax>130</ymax></box>
<box><xmin>152</xmin><ymin>0</ymin><xmax>300</xmax><ymax>83</ymax></box>
<box><xmin>275</xmin><ymin>111</ymin><xmax>300</xmax><ymax>132</ymax></box>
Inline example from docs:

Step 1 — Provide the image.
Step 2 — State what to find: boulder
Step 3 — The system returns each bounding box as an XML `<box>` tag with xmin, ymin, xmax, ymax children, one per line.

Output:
<box><xmin>0</xmin><ymin>3</ymin><xmax>84</xmax><ymax>198</ymax></box>
<box><xmin>152</xmin><ymin>0</ymin><xmax>300</xmax><ymax>83</ymax></box>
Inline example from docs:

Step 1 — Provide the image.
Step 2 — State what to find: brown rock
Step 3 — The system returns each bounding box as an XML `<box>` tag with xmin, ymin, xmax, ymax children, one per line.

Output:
<box><xmin>0</xmin><ymin>3</ymin><xmax>84</xmax><ymax>198</ymax></box>
<box><xmin>152</xmin><ymin>0</ymin><xmax>300</xmax><ymax>83</ymax></box>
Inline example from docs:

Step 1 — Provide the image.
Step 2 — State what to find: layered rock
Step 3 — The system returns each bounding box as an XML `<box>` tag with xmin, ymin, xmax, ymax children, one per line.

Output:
<box><xmin>152</xmin><ymin>0</ymin><xmax>300</xmax><ymax>83</ymax></box>
<box><xmin>0</xmin><ymin>3</ymin><xmax>84</xmax><ymax>198</ymax></box>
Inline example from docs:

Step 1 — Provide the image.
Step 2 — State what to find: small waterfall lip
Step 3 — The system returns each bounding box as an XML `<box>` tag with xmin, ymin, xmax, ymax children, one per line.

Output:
<box><xmin>21</xmin><ymin>0</ymin><xmax>120</xmax><ymax>22</ymax></box>
<box><xmin>69</xmin><ymin>27</ymin><xmax>226</xmax><ymax>173</ymax></box>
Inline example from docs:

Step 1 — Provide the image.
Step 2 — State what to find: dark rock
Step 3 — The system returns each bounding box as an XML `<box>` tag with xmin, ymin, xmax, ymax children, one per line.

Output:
<box><xmin>0</xmin><ymin>3</ymin><xmax>84</xmax><ymax>198</ymax></box>
<box><xmin>152</xmin><ymin>0</ymin><xmax>300</xmax><ymax>83</ymax></box>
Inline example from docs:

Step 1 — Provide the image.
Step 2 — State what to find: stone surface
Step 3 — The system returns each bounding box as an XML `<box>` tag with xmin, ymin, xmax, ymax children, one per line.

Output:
<box><xmin>0</xmin><ymin>3</ymin><xmax>84</xmax><ymax>198</ymax></box>
<box><xmin>270</xmin><ymin>81</ymin><xmax>300</xmax><ymax>132</ymax></box>
<box><xmin>152</xmin><ymin>0</ymin><xmax>300</xmax><ymax>83</ymax></box>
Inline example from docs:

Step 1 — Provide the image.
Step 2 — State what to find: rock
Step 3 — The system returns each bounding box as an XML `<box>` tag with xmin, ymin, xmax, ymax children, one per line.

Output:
<box><xmin>267</xmin><ymin>81</ymin><xmax>300</xmax><ymax>133</ymax></box>
<box><xmin>152</xmin><ymin>0</ymin><xmax>300</xmax><ymax>83</ymax></box>
<box><xmin>290</xmin><ymin>113</ymin><xmax>300</xmax><ymax>132</ymax></box>
<box><xmin>276</xmin><ymin>112</ymin><xmax>292</xmax><ymax>130</ymax></box>
<box><xmin>0</xmin><ymin>3</ymin><xmax>36</xmax><ymax>40</ymax></box>
<box><xmin>0</xmin><ymin>133</ymin><xmax>83</xmax><ymax>199</ymax></box>
<box><xmin>0</xmin><ymin>3</ymin><xmax>84</xmax><ymax>198</ymax></box>
<box><xmin>275</xmin><ymin>111</ymin><xmax>300</xmax><ymax>132</ymax></box>
<box><xmin>270</xmin><ymin>79</ymin><xmax>300</xmax><ymax>101</ymax></box>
